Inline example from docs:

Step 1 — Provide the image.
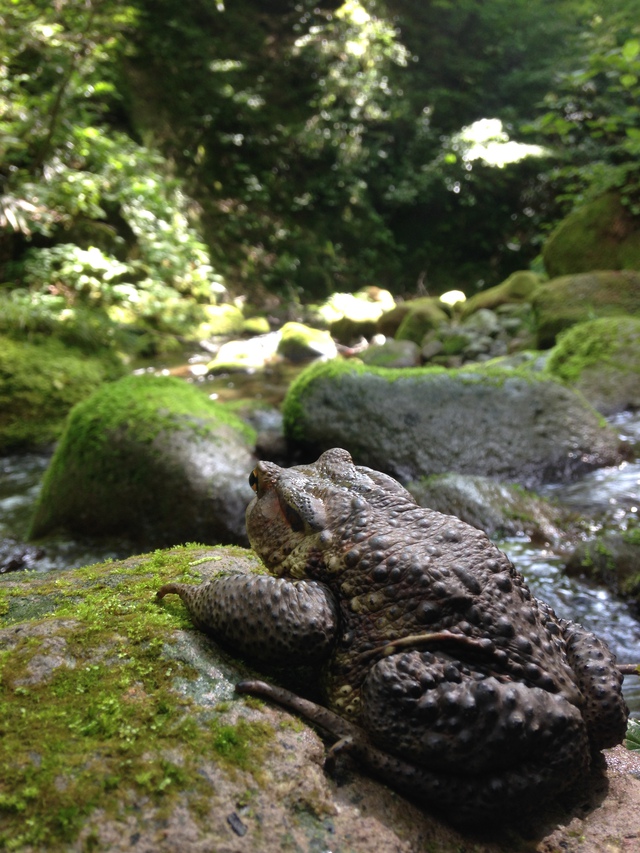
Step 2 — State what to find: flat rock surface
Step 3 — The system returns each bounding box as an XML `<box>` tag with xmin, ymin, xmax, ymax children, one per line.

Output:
<box><xmin>1</xmin><ymin>547</ymin><xmax>638</xmax><ymax>852</ymax></box>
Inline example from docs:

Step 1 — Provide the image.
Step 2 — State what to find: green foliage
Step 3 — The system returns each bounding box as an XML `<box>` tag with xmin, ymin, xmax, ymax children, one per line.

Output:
<box><xmin>626</xmin><ymin>718</ymin><xmax>640</xmax><ymax>750</ymax></box>
<box><xmin>529</xmin><ymin>4</ymin><xmax>640</xmax><ymax>216</ymax></box>
<box><xmin>0</xmin><ymin>0</ymin><xmax>225</xmax><ymax>353</ymax></box>
<box><xmin>1</xmin><ymin>0</ymin><xmax>637</xmax><ymax>315</ymax></box>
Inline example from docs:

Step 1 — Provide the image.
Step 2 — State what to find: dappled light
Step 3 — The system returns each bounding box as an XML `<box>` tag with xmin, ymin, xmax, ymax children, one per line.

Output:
<box><xmin>453</xmin><ymin>118</ymin><xmax>548</xmax><ymax>169</ymax></box>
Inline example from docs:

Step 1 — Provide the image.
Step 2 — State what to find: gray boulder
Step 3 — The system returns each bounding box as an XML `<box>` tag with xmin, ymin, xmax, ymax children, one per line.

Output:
<box><xmin>28</xmin><ymin>374</ymin><xmax>256</xmax><ymax>546</ymax></box>
<box><xmin>283</xmin><ymin>360</ymin><xmax>623</xmax><ymax>487</ymax></box>
<box><xmin>407</xmin><ymin>473</ymin><xmax>570</xmax><ymax>543</ymax></box>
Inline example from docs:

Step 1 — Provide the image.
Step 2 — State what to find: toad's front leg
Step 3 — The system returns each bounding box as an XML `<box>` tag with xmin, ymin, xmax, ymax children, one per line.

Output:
<box><xmin>157</xmin><ymin>573</ymin><xmax>339</xmax><ymax>665</ymax></box>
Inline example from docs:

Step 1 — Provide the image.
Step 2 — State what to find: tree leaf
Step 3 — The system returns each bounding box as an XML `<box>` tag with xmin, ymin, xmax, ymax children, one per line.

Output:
<box><xmin>625</xmin><ymin>719</ymin><xmax>640</xmax><ymax>752</ymax></box>
<box><xmin>622</xmin><ymin>39</ymin><xmax>640</xmax><ymax>62</ymax></box>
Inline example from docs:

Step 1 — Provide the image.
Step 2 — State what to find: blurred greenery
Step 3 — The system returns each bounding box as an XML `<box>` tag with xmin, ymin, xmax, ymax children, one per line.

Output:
<box><xmin>0</xmin><ymin>0</ymin><xmax>638</xmax><ymax>354</ymax></box>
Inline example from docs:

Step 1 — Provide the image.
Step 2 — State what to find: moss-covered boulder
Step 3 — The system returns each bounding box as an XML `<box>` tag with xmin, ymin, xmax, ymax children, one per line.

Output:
<box><xmin>565</xmin><ymin>525</ymin><xmax>640</xmax><ymax>610</ymax></box>
<box><xmin>206</xmin><ymin>333</ymin><xmax>280</xmax><ymax>374</ymax></box>
<box><xmin>407</xmin><ymin>473</ymin><xmax>570</xmax><ymax>544</ymax></box>
<box><xmin>313</xmin><ymin>288</ymin><xmax>396</xmax><ymax>344</ymax></box>
<box><xmin>546</xmin><ymin>317</ymin><xmax>640</xmax><ymax>415</ymax></box>
<box><xmin>461</xmin><ymin>271</ymin><xmax>542</xmax><ymax>318</ymax></box>
<box><xmin>0</xmin><ymin>336</ymin><xmax>124</xmax><ymax>452</ymax></box>
<box><xmin>383</xmin><ymin>297</ymin><xmax>448</xmax><ymax>344</ymax></box>
<box><xmin>193</xmin><ymin>303</ymin><xmax>247</xmax><ymax>338</ymax></box>
<box><xmin>282</xmin><ymin>359</ymin><xmax>623</xmax><ymax>487</ymax></box>
<box><xmin>0</xmin><ymin>546</ymin><xmax>455</xmax><ymax>852</ymax></box>
<box><xmin>2</xmin><ymin>547</ymin><xmax>640</xmax><ymax>852</ymax></box>
<box><xmin>275</xmin><ymin>321</ymin><xmax>337</xmax><ymax>362</ymax></box>
<box><xmin>359</xmin><ymin>338</ymin><xmax>421</xmax><ymax>368</ymax></box>
<box><xmin>532</xmin><ymin>270</ymin><xmax>640</xmax><ymax>348</ymax></box>
<box><xmin>28</xmin><ymin>374</ymin><xmax>256</xmax><ymax>546</ymax></box>
<box><xmin>542</xmin><ymin>193</ymin><xmax>640</xmax><ymax>278</ymax></box>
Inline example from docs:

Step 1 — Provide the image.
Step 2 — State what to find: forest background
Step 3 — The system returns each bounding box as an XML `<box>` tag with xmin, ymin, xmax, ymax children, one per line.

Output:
<box><xmin>1</xmin><ymin>0</ymin><xmax>639</xmax><ymax>356</ymax></box>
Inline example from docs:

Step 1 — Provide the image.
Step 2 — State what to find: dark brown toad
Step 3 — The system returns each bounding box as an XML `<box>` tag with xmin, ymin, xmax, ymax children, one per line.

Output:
<box><xmin>157</xmin><ymin>448</ymin><xmax>629</xmax><ymax>822</ymax></box>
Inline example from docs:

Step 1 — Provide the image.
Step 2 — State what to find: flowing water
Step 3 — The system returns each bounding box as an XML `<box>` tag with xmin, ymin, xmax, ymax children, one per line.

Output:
<box><xmin>1</xmin><ymin>402</ymin><xmax>639</xmax><ymax>716</ymax></box>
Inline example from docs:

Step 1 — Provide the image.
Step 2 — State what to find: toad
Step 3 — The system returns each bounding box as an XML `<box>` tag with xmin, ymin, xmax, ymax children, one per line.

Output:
<box><xmin>157</xmin><ymin>448</ymin><xmax>629</xmax><ymax>822</ymax></box>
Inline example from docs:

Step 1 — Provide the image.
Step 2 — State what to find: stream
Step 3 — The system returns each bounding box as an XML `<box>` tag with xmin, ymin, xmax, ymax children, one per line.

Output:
<box><xmin>1</xmin><ymin>371</ymin><xmax>639</xmax><ymax>716</ymax></box>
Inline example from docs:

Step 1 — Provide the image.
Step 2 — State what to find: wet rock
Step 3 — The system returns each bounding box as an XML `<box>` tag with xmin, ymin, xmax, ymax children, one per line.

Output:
<box><xmin>0</xmin><ymin>538</ymin><xmax>45</xmax><ymax>573</ymax></box>
<box><xmin>28</xmin><ymin>374</ymin><xmax>256</xmax><ymax>547</ymax></box>
<box><xmin>283</xmin><ymin>359</ymin><xmax>624</xmax><ymax>488</ymax></box>
<box><xmin>565</xmin><ymin>528</ymin><xmax>640</xmax><ymax>611</ymax></box>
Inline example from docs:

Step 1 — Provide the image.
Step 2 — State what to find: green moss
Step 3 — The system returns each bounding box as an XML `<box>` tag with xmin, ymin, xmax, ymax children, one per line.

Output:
<box><xmin>52</xmin><ymin>372</ymin><xmax>254</xmax><ymax>446</ymax></box>
<box><xmin>27</xmin><ymin>373</ymin><xmax>255</xmax><ymax>539</ymax></box>
<box><xmin>546</xmin><ymin>316</ymin><xmax>640</xmax><ymax>384</ymax></box>
<box><xmin>461</xmin><ymin>270</ymin><xmax>541</xmax><ymax>317</ymax></box>
<box><xmin>623</xmin><ymin>526</ymin><xmax>640</xmax><ymax>547</ymax></box>
<box><xmin>209</xmin><ymin>717</ymin><xmax>274</xmax><ymax>777</ymax></box>
<box><xmin>543</xmin><ymin>192</ymin><xmax>640</xmax><ymax>278</ymax></box>
<box><xmin>0</xmin><ymin>545</ymin><xmax>275</xmax><ymax>850</ymax></box>
<box><xmin>394</xmin><ymin>297</ymin><xmax>448</xmax><ymax>344</ymax></box>
<box><xmin>0</xmin><ymin>336</ymin><xmax>125</xmax><ymax>452</ymax></box>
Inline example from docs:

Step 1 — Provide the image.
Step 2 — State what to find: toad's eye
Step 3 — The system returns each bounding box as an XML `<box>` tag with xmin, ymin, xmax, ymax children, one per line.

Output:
<box><xmin>249</xmin><ymin>468</ymin><xmax>259</xmax><ymax>492</ymax></box>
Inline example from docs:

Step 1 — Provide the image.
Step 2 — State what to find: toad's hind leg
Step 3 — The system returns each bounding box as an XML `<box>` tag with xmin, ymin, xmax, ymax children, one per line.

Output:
<box><xmin>560</xmin><ymin>618</ymin><xmax>629</xmax><ymax>749</ymax></box>
<box><xmin>236</xmin><ymin>677</ymin><xmax>586</xmax><ymax>824</ymax></box>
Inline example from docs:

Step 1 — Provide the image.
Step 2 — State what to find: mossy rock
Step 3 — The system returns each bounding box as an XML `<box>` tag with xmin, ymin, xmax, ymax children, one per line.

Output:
<box><xmin>543</xmin><ymin>193</ymin><xmax>640</xmax><ymax>278</ymax></box>
<box><xmin>28</xmin><ymin>374</ymin><xmax>256</xmax><ymax>546</ymax></box>
<box><xmin>461</xmin><ymin>271</ymin><xmax>542</xmax><ymax>318</ymax></box>
<box><xmin>546</xmin><ymin>317</ymin><xmax>640</xmax><ymax>415</ymax></box>
<box><xmin>565</xmin><ymin>528</ymin><xmax>640</xmax><ymax>609</ymax></box>
<box><xmin>275</xmin><ymin>322</ymin><xmax>337</xmax><ymax>362</ymax></box>
<box><xmin>3</xmin><ymin>548</ymin><xmax>640</xmax><ymax>851</ymax></box>
<box><xmin>532</xmin><ymin>270</ymin><xmax>640</xmax><ymax>348</ymax></box>
<box><xmin>323</xmin><ymin>289</ymin><xmax>396</xmax><ymax>344</ymax></box>
<box><xmin>392</xmin><ymin>297</ymin><xmax>449</xmax><ymax>345</ymax></box>
<box><xmin>206</xmin><ymin>333</ymin><xmax>279</xmax><ymax>374</ymax></box>
<box><xmin>282</xmin><ymin>359</ymin><xmax>623</xmax><ymax>488</ymax></box>
<box><xmin>0</xmin><ymin>545</ymin><xmax>456</xmax><ymax>852</ymax></box>
<box><xmin>359</xmin><ymin>339</ymin><xmax>420</xmax><ymax>368</ymax></box>
<box><xmin>0</xmin><ymin>336</ymin><xmax>124</xmax><ymax>452</ymax></box>
<box><xmin>194</xmin><ymin>303</ymin><xmax>247</xmax><ymax>338</ymax></box>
